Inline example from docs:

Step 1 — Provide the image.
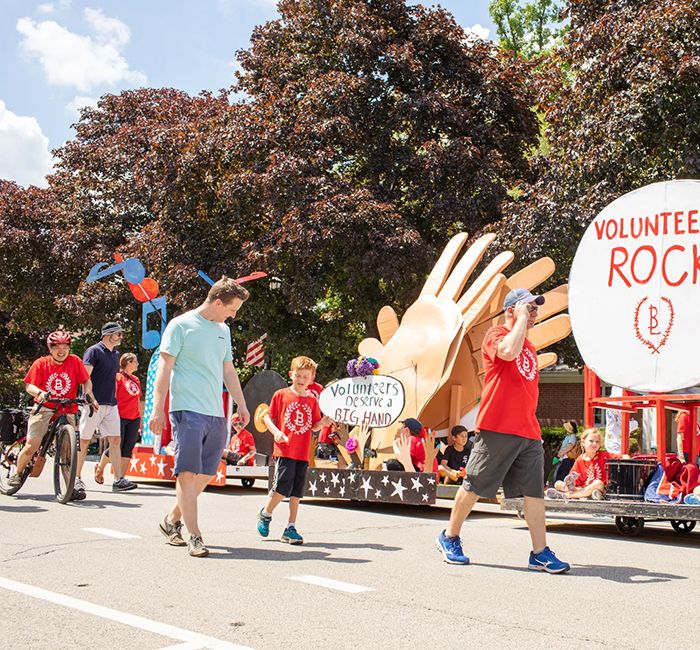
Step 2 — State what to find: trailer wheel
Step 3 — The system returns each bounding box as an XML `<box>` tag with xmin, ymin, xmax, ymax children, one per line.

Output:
<box><xmin>615</xmin><ymin>516</ymin><xmax>644</xmax><ymax>537</ymax></box>
<box><xmin>670</xmin><ymin>520</ymin><xmax>696</xmax><ymax>534</ymax></box>
<box><xmin>241</xmin><ymin>478</ymin><xmax>255</xmax><ymax>488</ymax></box>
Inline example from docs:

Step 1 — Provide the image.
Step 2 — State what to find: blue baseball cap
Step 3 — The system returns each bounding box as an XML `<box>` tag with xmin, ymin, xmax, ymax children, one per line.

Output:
<box><xmin>400</xmin><ymin>418</ymin><xmax>423</xmax><ymax>435</ymax></box>
<box><xmin>503</xmin><ymin>288</ymin><xmax>545</xmax><ymax>310</ymax></box>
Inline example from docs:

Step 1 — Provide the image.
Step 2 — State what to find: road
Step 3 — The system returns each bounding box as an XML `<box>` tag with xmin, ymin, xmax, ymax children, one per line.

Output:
<box><xmin>1</xmin><ymin>468</ymin><xmax>698</xmax><ymax>649</ymax></box>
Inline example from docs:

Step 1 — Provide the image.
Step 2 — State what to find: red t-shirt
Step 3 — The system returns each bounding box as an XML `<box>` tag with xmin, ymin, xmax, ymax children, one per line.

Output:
<box><xmin>409</xmin><ymin>435</ymin><xmax>426</xmax><ymax>472</ymax></box>
<box><xmin>227</xmin><ymin>429</ymin><xmax>256</xmax><ymax>465</ymax></box>
<box><xmin>677</xmin><ymin>412</ymin><xmax>700</xmax><ymax>456</ymax></box>
<box><xmin>268</xmin><ymin>387</ymin><xmax>322</xmax><ymax>461</ymax></box>
<box><xmin>475</xmin><ymin>325</ymin><xmax>540</xmax><ymax>439</ymax></box>
<box><xmin>115</xmin><ymin>371</ymin><xmax>141</xmax><ymax>419</ymax></box>
<box><xmin>307</xmin><ymin>381</ymin><xmax>324</xmax><ymax>401</ymax></box>
<box><xmin>571</xmin><ymin>451</ymin><xmax>618</xmax><ymax>487</ymax></box>
<box><xmin>318</xmin><ymin>425</ymin><xmax>336</xmax><ymax>444</ymax></box>
<box><xmin>24</xmin><ymin>354</ymin><xmax>90</xmax><ymax>414</ymax></box>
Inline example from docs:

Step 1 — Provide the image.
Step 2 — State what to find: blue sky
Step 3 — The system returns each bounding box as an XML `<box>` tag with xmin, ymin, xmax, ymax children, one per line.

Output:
<box><xmin>0</xmin><ymin>1</ymin><xmax>497</xmax><ymax>187</ymax></box>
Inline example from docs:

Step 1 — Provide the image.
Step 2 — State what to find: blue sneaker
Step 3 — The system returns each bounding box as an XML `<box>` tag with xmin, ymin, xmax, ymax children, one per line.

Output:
<box><xmin>257</xmin><ymin>509</ymin><xmax>271</xmax><ymax>537</ymax></box>
<box><xmin>435</xmin><ymin>529</ymin><xmax>470</xmax><ymax>565</ymax></box>
<box><xmin>281</xmin><ymin>525</ymin><xmax>304</xmax><ymax>545</ymax></box>
<box><xmin>684</xmin><ymin>494</ymin><xmax>700</xmax><ymax>505</ymax></box>
<box><xmin>528</xmin><ymin>546</ymin><xmax>570</xmax><ymax>574</ymax></box>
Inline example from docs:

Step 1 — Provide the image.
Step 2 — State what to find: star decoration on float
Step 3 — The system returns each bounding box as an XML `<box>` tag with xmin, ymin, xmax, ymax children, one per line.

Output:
<box><xmin>140</xmin><ymin>462</ymin><xmax>147</xmax><ymax>474</ymax></box>
<box><xmin>360</xmin><ymin>477</ymin><xmax>373</xmax><ymax>498</ymax></box>
<box><xmin>308</xmin><ymin>480</ymin><xmax>318</xmax><ymax>496</ymax></box>
<box><xmin>149</xmin><ymin>455</ymin><xmax>157</xmax><ymax>466</ymax></box>
<box><xmin>156</xmin><ymin>459</ymin><xmax>166</xmax><ymax>477</ymax></box>
<box><xmin>422</xmin><ymin>493</ymin><xmax>429</xmax><ymax>502</ymax></box>
<box><xmin>324</xmin><ymin>486</ymin><xmax>330</xmax><ymax>495</ymax></box>
<box><xmin>129</xmin><ymin>456</ymin><xmax>139</xmax><ymax>472</ymax></box>
<box><xmin>319</xmin><ymin>472</ymin><xmax>327</xmax><ymax>483</ymax></box>
<box><xmin>391</xmin><ymin>478</ymin><xmax>407</xmax><ymax>501</ymax></box>
<box><xmin>331</xmin><ymin>473</ymin><xmax>340</xmax><ymax>487</ymax></box>
<box><xmin>381</xmin><ymin>475</ymin><xmax>390</xmax><ymax>486</ymax></box>
<box><xmin>411</xmin><ymin>477</ymin><xmax>423</xmax><ymax>492</ymax></box>
<box><xmin>216</xmin><ymin>469</ymin><xmax>224</xmax><ymax>483</ymax></box>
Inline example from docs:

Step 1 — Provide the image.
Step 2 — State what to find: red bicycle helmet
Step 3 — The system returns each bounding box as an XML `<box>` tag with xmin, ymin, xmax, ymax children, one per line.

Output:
<box><xmin>46</xmin><ymin>329</ymin><xmax>71</xmax><ymax>346</ymax></box>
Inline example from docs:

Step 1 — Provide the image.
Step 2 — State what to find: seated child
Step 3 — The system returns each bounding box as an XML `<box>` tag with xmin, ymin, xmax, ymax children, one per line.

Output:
<box><xmin>222</xmin><ymin>417</ymin><xmax>256</xmax><ymax>466</ymax></box>
<box><xmin>547</xmin><ymin>427</ymin><xmax>620</xmax><ymax>500</ymax></box>
<box><xmin>440</xmin><ymin>426</ymin><xmax>472</xmax><ymax>483</ymax></box>
<box><xmin>386</xmin><ymin>418</ymin><xmax>425</xmax><ymax>471</ymax></box>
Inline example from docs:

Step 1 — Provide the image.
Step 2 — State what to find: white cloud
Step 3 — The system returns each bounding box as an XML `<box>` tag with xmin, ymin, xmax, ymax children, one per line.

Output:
<box><xmin>37</xmin><ymin>3</ymin><xmax>55</xmax><ymax>14</ymax></box>
<box><xmin>16</xmin><ymin>8</ymin><xmax>146</xmax><ymax>93</ymax></box>
<box><xmin>0</xmin><ymin>101</ymin><xmax>53</xmax><ymax>187</ymax></box>
<box><xmin>66</xmin><ymin>95</ymin><xmax>99</xmax><ymax>119</ymax></box>
<box><xmin>464</xmin><ymin>23</ymin><xmax>491</xmax><ymax>41</ymax></box>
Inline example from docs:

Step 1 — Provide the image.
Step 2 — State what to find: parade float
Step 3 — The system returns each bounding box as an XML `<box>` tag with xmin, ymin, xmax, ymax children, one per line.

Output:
<box><xmin>502</xmin><ymin>180</ymin><xmax>700</xmax><ymax>535</ymax></box>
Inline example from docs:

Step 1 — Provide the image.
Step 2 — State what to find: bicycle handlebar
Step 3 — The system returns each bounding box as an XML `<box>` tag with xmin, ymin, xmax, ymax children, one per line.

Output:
<box><xmin>31</xmin><ymin>394</ymin><xmax>95</xmax><ymax>417</ymax></box>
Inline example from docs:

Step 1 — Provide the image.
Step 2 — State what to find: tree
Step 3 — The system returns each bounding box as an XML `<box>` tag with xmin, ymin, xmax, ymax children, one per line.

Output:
<box><xmin>495</xmin><ymin>0</ymin><xmax>700</xmax><ymax>365</ymax></box>
<box><xmin>490</xmin><ymin>0</ymin><xmax>564</xmax><ymax>58</ymax></box>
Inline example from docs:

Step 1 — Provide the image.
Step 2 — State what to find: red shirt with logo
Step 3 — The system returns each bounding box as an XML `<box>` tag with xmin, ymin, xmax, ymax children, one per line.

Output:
<box><xmin>268</xmin><ymin>387</ymin><xmax>322</xmax><ymax>461</ymax></box>
<box><xmin>409</xmin><ymin>435</ymin><xmax>426</xmax><ymax>472</ymax></box>
<box><xmin>227</xmin><ymin>428</ymin><xmax>256</xmax><ymax>465</ymax></box>
<box><xmin>677</xmin><ymin>412</ymin><xmax>700</xmax><ymax>456</ymax></box>
<box><xmin>476</xmin><ymin>325</ymin><xmax>540</xmax><ymax>439</ymax></box>
<box><xmin>116</xmin><ymin>371</ymin><xmax>141</xmax><ymax>420</ymax></box>
<box><xmin>306</xmin><ymin>381</ymin><xmax>324</xmax><ymax>401</ymax></box>
<box><xmin>571</xmin><ymin>451</ymin><xmax>618</xmax><ymax>487</ymax></box>
<box><xmin>24</xmin><ymin>354</ymin><xmax>90</xmax><ymax>414</ymax></box>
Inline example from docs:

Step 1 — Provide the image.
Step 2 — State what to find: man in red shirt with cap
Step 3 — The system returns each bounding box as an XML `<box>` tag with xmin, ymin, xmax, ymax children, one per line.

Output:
<box><xmin>436</xmin><ymin>288</ymin><xmax>570</xmax><ymax>574</ymax></box>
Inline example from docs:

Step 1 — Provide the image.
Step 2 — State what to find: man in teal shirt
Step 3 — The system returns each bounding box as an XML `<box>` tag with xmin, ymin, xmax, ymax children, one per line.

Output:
<box><xmin>150</xmin><ymin>276</ymin><xmax>250</xmax><ymax>557</ymax></box>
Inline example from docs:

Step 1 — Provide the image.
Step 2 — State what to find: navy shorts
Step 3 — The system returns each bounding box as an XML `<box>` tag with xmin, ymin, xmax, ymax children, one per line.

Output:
<box><xmin>170</xmin><ymin>410</ymin><xmax>227</xmax><ymax>476</ymax></box>
<box><xmin>271</xmin><ymin>457</ymin><xmax>308</xmax><ymax>498</ymax></box>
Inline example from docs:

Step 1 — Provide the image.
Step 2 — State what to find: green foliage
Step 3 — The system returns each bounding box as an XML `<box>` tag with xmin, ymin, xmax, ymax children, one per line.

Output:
<box><xmin>489</xmin><ymin>0</ymin><xmax>565</xmax><ymax>58</ymax></box>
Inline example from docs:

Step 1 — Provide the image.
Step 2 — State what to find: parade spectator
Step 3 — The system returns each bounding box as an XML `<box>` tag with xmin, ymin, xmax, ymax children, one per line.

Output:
<box><xmin>12</xmin><ymin>329</ymin><xmax>95</xmax><ymax>500</ymax></box>
<box><xmin>257</xmin><ymin>356</ymin><xmax>331</xmax><ymax>544</ymax></box>
<box><xmin>223</xmin><ymin>417</ymin><xmax>256</xmax><ymax>466</ymax></box>
<box><xmin>551</xmin><ymin>421</ymin><xmax>580</xmax><ymax>486</ymax></box>
<box><xmin>150</xmin><ymin>276</ymin><xmax>250</xmax><ymax>557</ymax></box>
<box><xmin>76</xmin><ymin>323</ymin><xmax>137</xmax><ymax>497</ymax></box>
<box><xmin>675</xmin><ymin>410</ymin><xmax>700</xmax><ymax>465</ymax></box>
<box><xmin>436</xmin><ymin>288</ymin><xmax>570</xmax><ymax>573</ymax></box>
<box><xmin>547</xmin><ymin>428</ymin><xmax>621</xmax><ymax>500</ymax></box>
<box><xmin>94</xmin><ymin>353</ymin><xmax>142</xmax><ymax>484</ymax></box>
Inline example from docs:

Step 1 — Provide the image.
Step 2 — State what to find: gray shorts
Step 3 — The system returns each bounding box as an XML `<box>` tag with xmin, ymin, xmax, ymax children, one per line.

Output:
<box><xmin>462</xmin><ymin>429</ymin><xmax>544</xmax><ymax>499</ymax></box>
<box><xmin>170</xmin><ymin>410</ymin><xmax>227</xmax><ymax>476</ymax></box>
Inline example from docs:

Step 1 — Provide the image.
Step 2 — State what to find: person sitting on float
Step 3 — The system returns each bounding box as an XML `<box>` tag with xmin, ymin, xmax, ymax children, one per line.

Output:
<box><xmin>385</xmin><ymin>418</ymin><xmax>425</xmax><ymax>471</ymax></box>
<box><xmin>547</xmin><ymin>428</ymin><xmax>626</xmax><ymax>500</ymax></box>
<box><xmin>222</xmin><ymin>414</ymin><xmax>256</xmax><ymax>466</ymax></box>
<box><xmin>440</xmin><ymin>425</ymin><xmax>472</xmax><ymax>484</ymax></box>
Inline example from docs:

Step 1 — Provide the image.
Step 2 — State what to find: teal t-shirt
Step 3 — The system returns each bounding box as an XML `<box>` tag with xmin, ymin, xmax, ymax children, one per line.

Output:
<box><xmin>160</xmin><ymin>310</ymin><xmax>233</xmax><ymax>417</ymax></box>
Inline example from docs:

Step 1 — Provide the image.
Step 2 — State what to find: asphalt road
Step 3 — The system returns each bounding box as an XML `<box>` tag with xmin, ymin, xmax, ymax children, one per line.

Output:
<box><xmin>1</xmin><ymin>466</ymin><xmax>699</xmax><ymax>649</ymax></box>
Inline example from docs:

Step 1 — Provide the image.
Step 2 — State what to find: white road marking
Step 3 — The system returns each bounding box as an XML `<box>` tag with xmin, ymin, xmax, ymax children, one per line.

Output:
<box><xmin>288</xmin><ymin>574</ymin><xmax>374</xmax><ymax>593</ymax></box>
<box><xmin>0</xmin><ymin>576</ymin><xmax>252</xmax><ymax>650</ymax></box>
<box><xmin>82</xmin><ymin>527</ymin><xmax>140</xmax><ymax>539</ymax></box>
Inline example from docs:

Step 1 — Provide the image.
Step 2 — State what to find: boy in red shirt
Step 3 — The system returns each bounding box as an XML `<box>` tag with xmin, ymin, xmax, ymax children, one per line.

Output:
<box><xmin>223</xmin><ymin>417</ymin><xmax>256</xmax><ymax>466</ymax></box>
<box><xmin>257</xmin><ymin>356</ymin><xmax>330</xmax><ymax>544</ymax></box>
<box><xmin>675</xmin><ymin>411</ymin><xmax>700</xmax><ymax>465</ymax></box>
<box><xmin>13</xmin><ymin>330</ymin><xmax>95</xmax><ymax>493</ymax></box>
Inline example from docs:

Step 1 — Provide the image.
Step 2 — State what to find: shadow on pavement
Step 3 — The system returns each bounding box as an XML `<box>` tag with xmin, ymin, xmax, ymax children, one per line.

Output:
<box><xmin>470</xmin><ymin>562</ymin><xmax>687</xmax><ymax>584</ymax></box>
<box><xmin>70</xmin><ymin>499</ymin><xmax>141</xmax><ymax>509</ymax></box>
<box><xmin>303</xmin><ymin>541</ymin><xmax>402</xmax><ymax>552</ymax></box>
<box><xmin>0</xmin><ymin>503</ymin><xmax>48</xmax><ymax>513</ymax></box>
<box><xmin>207</xmin><ymin>545</ymin><xmax>370</xmax><ymax>564</ymax></box>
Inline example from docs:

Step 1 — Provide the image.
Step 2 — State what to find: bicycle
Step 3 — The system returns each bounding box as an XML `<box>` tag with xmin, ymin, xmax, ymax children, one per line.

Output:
<box><xmin>0</xmin><ymin>396</ymin><xmax>93</xmax><ymax>504</ymax></box>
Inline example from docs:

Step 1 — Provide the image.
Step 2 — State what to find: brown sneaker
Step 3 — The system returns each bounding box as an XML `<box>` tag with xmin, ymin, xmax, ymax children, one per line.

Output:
<box><xmin>187</xmin><ymin>535</ymin><xmax>209</xmax><ymax>557</ymax></box>
<box><xmin>159</xmin><ymin>515</ymin><xmax>186</xmax><ymax>546</ymax></box>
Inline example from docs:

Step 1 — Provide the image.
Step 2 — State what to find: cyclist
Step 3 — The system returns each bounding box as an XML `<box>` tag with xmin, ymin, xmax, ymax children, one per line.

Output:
<box><xmin>11</xmin><ymin>329</ymin><xmax>96</xmax><ymax>498</ymax></box>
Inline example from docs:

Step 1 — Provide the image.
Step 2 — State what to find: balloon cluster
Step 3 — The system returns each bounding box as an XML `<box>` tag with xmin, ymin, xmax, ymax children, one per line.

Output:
<box><xmin>346</xmin><ymin>356</ymin><xmax>380</xmax><ymax>377</ymax></box>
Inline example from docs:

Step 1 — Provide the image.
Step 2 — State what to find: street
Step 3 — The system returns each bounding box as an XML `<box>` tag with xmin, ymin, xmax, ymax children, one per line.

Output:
<box><xmin>1</xmin><ymin>468</ymin><xmax>698</xmax><ymax>649</ymax></box>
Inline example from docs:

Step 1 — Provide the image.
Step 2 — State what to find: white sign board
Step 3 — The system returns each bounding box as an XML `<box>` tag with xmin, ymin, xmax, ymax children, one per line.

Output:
<box><xmin>569</xmin><ymin>180</ymin><xmax>700</xmax><ymax>392</ymax></box>
<box><xmin>319</xmin><ymin>375</ymin><xmax>405</xmax><ymax>427</ymax></box>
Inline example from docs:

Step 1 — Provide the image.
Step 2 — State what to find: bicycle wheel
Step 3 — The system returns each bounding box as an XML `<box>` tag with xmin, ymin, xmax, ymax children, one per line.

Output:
<box><xmin>53</xmin><ymin>424</ymin><xmax>78</xmax><ymax>504</ymax></box>
<box><xmin>0</xmin><ymin>439</ymin><xmax>30</xmax><ymax>495</ymax></box>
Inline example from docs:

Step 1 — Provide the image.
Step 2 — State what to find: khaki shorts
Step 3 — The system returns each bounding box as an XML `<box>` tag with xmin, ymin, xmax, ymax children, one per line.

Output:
<box><xmin>462</xmin><ymin>429</ymin><xmax>544</xmax><ymax>499</ymax></box>
<box><xmin>27</xmin><ymin>408</ymin><xmax>77</xmax><ymax>443</ymax></box>
<box><xmin>79</xmin><ymin>404</ymin><xmax>120</xmax><ymax>440</ymax></box>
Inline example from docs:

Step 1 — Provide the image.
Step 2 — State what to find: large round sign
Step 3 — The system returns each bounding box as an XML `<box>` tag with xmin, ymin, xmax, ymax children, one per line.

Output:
<box><xmin>319</xmin><ymin>375</ymin><xmax>405</xmax><ymax>428</ymax></box>
<box><xmin>569</xmin><ymin>180</ymin><xmax>700</xmax><ymax>392</ymax></box>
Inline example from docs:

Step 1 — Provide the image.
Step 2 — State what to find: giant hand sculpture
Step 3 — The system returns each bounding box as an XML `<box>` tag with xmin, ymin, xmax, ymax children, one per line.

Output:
<box><xmin>359</xmin><ymin>233</ymin><xmax>571</xmax><ymax>454</ymax></box>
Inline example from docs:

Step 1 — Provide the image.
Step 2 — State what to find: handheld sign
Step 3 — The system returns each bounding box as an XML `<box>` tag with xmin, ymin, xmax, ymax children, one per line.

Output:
<box><xmin>569</xmin><ymin>180</ymin><xmax>700</xmax><ymax>392</ymax></box>
<box><xmin>319</xmin><ymin>375</ymin><xmax>405</xmax><ymax>428</ymax></box>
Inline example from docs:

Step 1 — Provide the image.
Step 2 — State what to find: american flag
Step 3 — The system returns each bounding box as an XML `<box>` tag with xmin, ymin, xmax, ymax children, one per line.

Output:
<box><xmin>245</xmin><ymin>333</ymin><xmax>267</xmax><ymax>368</ymax></box>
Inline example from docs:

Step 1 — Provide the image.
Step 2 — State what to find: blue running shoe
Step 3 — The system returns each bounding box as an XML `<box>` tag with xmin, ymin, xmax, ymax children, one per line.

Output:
<box><xmin>281</xmin><ymin>525</ymin><xmax>304</xmax><ymax>545</ymax></box>
<box><xmin>528</xmin><ymin>546</ymin><xmax>570</xmax><ymax>574</ymax></box>
<box><xmin>435</xmin><ymin>529</ymin><xmax>470</xmax><ymax>564</ymax></box>
<box><xmin>257</xmin><ymin>509</ymin><xmax>272</xmax><ymax>537</ymax></box>
<box><xmin>684</xmin><ymin>494</ymin><xmax>700</xmax><ymax>505</ymax></box>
